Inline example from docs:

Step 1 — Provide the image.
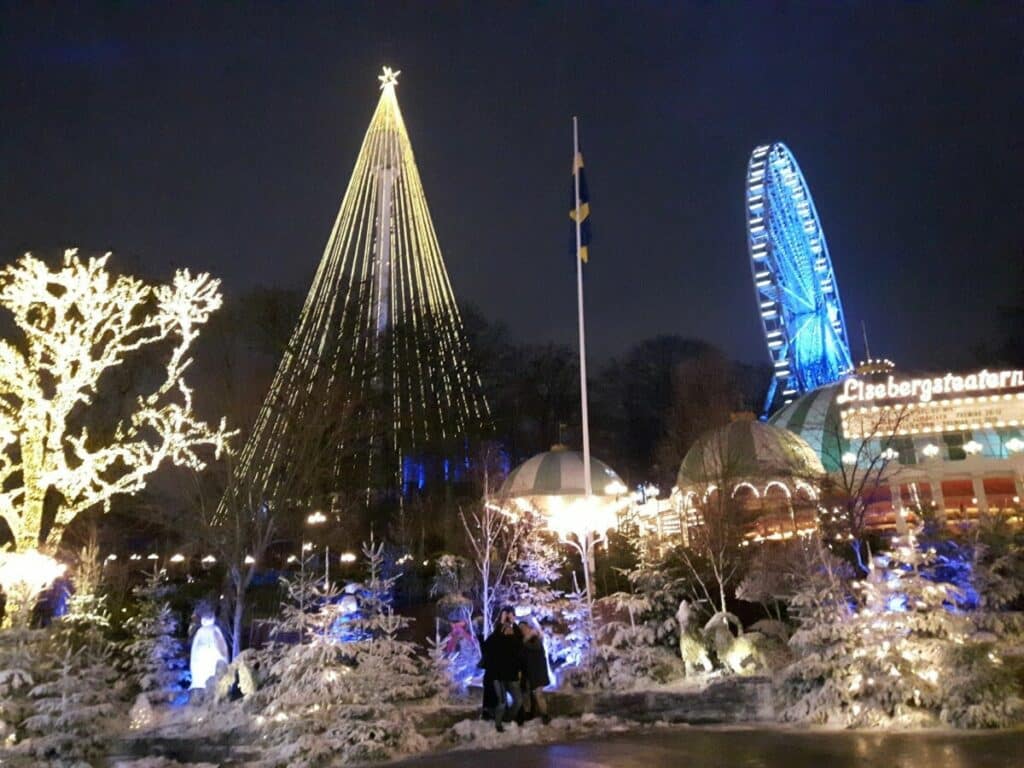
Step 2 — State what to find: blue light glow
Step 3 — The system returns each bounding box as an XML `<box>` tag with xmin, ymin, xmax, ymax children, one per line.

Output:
<box><xmin>746</xmin><ymin>143</ymin><xmax>854</xmax><ymax>414</ymax></box>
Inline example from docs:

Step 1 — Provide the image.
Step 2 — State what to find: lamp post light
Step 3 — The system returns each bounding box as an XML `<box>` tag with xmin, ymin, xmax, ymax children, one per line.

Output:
<box><xmin>541</xmin><ymin>487</ymin><xmax>623</xmax><ymax>668</ymax></box>
<box><xmin>305</xmin><ymin>510</ymin><xmax>329</xmax><ymax>583</ymax></box>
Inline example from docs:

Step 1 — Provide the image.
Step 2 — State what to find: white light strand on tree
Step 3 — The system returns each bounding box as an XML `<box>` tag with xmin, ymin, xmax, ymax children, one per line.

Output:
<box><xmin>0</xmin><ymin>249</ymin><xmax>233</xmax><ymax>559</ymax></box>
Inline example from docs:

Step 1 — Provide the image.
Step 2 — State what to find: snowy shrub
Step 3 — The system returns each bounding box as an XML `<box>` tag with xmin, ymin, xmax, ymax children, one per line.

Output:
<box><xmin>591</xmin><ymin>592</ymin><xmax>686</xmax><ymax>688</ymax></box>
<box><xmin>703</xmin><ymin>612</ymin><xmax>766</xmax><ymax>675</ymax></box>
<box><xmin>939</xmin><ymin>641</ymin><xmax>1024</xmax><ymax>728</ymax></box>
<box><xmin>780</xmin><ymin>530</ymin><xmax>1021</xmax><ymax>728</ymax></box>
<box><xmin>430</xmin><ymin>554</ymin><xmax>475</xmax><ymax>625</ymax></box>
<box><xmin>547</xmin><ymin>585</ymin><xmax>591</xmax><ymax>679</ymax></box>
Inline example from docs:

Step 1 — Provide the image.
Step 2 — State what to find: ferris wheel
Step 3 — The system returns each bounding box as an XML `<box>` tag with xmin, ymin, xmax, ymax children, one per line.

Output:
<box><xmin>746</xmin><ymin>142</ymin><xmax>854</xmax><ymax>414</ymax></box>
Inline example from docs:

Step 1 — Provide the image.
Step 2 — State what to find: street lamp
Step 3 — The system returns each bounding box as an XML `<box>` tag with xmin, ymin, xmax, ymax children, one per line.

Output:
<box><xmin>541</xmin><ymin>493</ymin><xmax>621</xmax><ymax>667</ymax></box>
<box><xmin>305</xmin><ymin>510</ymin><xmax>329</xmax><ymax>582</ymax></box>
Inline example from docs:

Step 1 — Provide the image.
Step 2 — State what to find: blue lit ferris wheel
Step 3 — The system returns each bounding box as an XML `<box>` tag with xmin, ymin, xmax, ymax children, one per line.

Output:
<box><xmin>746</xmin><ymin>142</ymin><xmax>854</xmax><ymax>414</ymax></box>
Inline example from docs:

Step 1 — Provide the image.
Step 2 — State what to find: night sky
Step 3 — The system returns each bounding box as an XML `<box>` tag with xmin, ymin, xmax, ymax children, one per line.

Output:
<box><xmin>1</xmin><ymin>2</ymin><xmax>1021</xmax><ymax>369</ymax></box>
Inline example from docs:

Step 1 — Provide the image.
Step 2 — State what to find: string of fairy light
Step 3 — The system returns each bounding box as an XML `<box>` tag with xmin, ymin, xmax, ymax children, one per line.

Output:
<box><xmin>232</xmin><ymin>67</ymin><xmax>489</xmax><ymax>502</ymax></box>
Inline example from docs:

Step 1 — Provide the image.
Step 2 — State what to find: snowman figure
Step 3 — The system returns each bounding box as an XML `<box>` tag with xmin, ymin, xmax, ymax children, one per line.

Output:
<box><xmin>190</xmin><ymin>614</ymin><xmax>229</xmax><ymax>690</ymax></box>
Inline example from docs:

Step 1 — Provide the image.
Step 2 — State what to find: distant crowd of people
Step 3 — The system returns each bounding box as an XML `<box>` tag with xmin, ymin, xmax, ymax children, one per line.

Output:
<box><xmin>479</xmin><ymin>606</ymin><xmax>552</xmax><ymax>731</ymax></box>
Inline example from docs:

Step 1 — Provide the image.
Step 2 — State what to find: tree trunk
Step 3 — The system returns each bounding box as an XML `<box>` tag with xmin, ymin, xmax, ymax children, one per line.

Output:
<box><xmin>231</xmin><ymin>567</ymin><xmax>247</xmax><ymax>659</ymax></box>
<box><xmin>19</xmin><ymin>432</ymin><xmax>47</xmax><ymax>552</ymax></box>
<box><xmin>481</xmin><ymin>561</ymin><xmax>492</xmax><ymax>639</ymax></box>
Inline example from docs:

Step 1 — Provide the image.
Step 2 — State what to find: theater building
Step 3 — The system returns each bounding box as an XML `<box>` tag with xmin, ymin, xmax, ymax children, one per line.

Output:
<box><xmin>768</xmin><ymin>363</ymin><xmax>1024</xmax><ymax>529</ymax></box>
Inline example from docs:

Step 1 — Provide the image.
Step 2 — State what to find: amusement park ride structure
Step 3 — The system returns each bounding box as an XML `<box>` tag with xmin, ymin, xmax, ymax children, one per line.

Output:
<box><xmin>228</xmin><ymin>68</ymin><xmax>488</xmax><ymax>512</ymax></box>
<box><xmin>746</xmin><ymin>142</ymin><xmax>854</xmax><ymax>415</ymax></box>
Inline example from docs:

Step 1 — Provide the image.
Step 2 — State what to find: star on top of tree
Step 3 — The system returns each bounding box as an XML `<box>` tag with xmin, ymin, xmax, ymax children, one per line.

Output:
<box><xmin>378</xmin><ymin>66</ymin><xmax>401</xmax><ymax>90</ymax></box>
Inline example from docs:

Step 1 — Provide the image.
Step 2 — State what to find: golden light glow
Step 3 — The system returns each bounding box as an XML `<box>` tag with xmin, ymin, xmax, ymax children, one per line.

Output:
<box><xmin>231</xmin><ymin>68</ymin><xmax>489</xmax><ymax>498</ymax></box>
<box><xmin>0</xmin><ymin>250</ymin><xmax>233</xmax><ymax>552</ymax></box>
<box><xmin>0</xmin><ymin>549</ymin><xmax>66</xmax><ymax>626</ymax></box>
<box><xmin>540</xmin><ymin>494</ymin><xmax>625</xmax><ymax>542</ymax></box>
<box><xmin>378</xmin><ymin>66</ymin><xmax>401</xmax><ymax>89</ymax></box>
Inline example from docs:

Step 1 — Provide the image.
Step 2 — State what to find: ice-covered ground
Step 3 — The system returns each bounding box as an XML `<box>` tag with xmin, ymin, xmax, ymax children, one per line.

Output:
<box><xmin>391</xmin><ymin>724</ymin><xmax>1024</xmax><ymax>768</ymax></box>
<box><xmin>114</xmin><ymin>705</ymin><xmax>643</xmax><ymax>767</ymax></box>
<box><xmin>445</xmin><ymin>712</ymin><xmax>638</xmax><ymax>751</ymax></box>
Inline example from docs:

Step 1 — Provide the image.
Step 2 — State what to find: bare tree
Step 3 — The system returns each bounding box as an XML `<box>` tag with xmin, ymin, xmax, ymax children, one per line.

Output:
<box><xmin>818</xmin><ymin>404</ymin><xmax>912</xmax><ymax>572</ymax></box>
<box><xmin>460</xmin><ymin>443</ymin><xmax>523</xmax><ymax>639</ymax></box>
<box><xmin>675</xmin><ymin>426</ymin><xmax>750</xmax><ymax>616</ymax></box>
<box><xmin>181</xmin><ymin>352</ymin><xmax>372</xmax><ymax>657</ymax></box>
<box><xmin>190</xmin><ymin>459</ymin><xmax>276</xmax><ymax>659</ymax></box>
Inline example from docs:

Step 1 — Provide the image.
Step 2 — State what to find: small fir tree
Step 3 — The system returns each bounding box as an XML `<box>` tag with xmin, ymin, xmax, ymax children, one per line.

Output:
<box><xmin>18</xmin><ymin>645</ymin><xmax>116</xmax><ymax>765</ymax></box>
<box><xmin>117</xmin><ymin>571</ymin><xmax>189</xmax><ymax>702</ymax></box>
<box><xmin>16</xmin><ymin>545</ymin><xmax>122</xmax><ymax>765</ymax></box>
<box><xmin>781</xmin><ymin>529</ymin><xmax>1020</xmax><ymax>727</ymax></box>
<box><xmin>249</xmin><ymin>541</ymin><xmax>435</xmax><ymax>768</ymax></box>
<box><xmin>0</xmin><ymin>628</ymin><xmax>40</xmax><ymax>744</ymax></box>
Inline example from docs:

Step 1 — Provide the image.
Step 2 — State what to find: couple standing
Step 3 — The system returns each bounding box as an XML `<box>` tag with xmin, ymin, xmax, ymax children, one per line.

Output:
<box><xmin>480</xmin><ymin>606</ymin><xmax>551</xmax><ymax>732</ymax></box>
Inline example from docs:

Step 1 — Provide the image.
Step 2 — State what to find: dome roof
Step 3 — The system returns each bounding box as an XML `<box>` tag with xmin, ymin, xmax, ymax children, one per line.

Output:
<box><xmin>767</xmin><ymin>381</ymin><xmax>848</xmax><ymax>471</ymax></box>
<box><xmin>677</xmin><ymin>419</ymin><xmax>824</xmax><ymax>488</ymax></box>
<box><xmin>500</xmin><ymin>445</ymin><xmax>626</xmax><ymax>498</ymax></box>
<box><xmin>769</xmin><ymin>379</ymin><xmax>1024</xmax><ymax>471</ymax></box>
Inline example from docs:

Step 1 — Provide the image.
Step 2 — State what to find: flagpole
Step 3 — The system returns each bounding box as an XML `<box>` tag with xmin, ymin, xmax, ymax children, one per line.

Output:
<box><xmin>573</xmin><ymin>116</ymin><xmax>592</xmax><ymax>500</ymax></box>
<box><xmin>573</xmin><ymin>117</ymin><xmax>597</xmax><ymax>667</ymax></box>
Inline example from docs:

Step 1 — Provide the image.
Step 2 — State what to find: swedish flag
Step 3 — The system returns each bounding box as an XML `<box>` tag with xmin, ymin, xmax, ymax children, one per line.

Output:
<box><xmin>569</xmin><ymin>147</ymin><xmax>591</xmax><ymax>263</ymax></box>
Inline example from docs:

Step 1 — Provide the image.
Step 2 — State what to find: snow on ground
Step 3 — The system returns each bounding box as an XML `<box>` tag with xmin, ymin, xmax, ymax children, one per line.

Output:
<box><xmin>443</xmin><ymin>713</ymin><xmax>641</xmax><ymax>753</ymax></box>
<box><xmin>113</xmin><ymin>759</ymin><xmax>219</xmax><ymax>768</ymax></box>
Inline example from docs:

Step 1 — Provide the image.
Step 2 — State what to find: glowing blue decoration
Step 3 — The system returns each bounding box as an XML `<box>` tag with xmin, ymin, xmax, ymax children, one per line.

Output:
<box><xmin>402</xmin><ymin>457</ymin><xmax>427</xmax><ymax>491</ymax></box>
<box><xmin>329</xmin><ymin>592</ymin><xmax>370</xmax><ymax>642</ymax></box>
<box><xmin>746</xmin><ymin>143</ymin><xmax>853</xmax><ymax>414</ymax></box>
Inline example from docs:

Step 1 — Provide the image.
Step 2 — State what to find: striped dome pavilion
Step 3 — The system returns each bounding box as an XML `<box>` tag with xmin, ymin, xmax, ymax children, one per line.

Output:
<box><xmin>674</xmin><ymin>418</ymin><xmax>825</xmax><ymax>542</ymax></box>
<box><xmin>500</xmin><ymin>445</ymin><xmax>627</xmax><ymax>499</ymax></box>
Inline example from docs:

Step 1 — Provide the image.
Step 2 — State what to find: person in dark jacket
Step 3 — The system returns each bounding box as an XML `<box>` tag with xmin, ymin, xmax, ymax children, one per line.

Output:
<box><xmin>518</xmin><ymin>620</ymin><xmax>552</xmax><ymax>724</ymax></box>
<box><xmin>481</xmin><ymin>607</ymin><xmax>523</xmax><ymax>732</ymax></box>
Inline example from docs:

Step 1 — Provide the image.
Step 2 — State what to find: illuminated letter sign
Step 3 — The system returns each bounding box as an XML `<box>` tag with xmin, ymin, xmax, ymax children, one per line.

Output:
<box><xmin>836</xmin><ymin>369</ymin><xmax>1024</xmax><ymax>406</ymax></box>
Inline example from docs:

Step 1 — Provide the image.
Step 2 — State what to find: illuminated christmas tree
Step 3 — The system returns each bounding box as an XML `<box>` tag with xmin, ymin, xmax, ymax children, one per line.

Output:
<box><xmin>233</xmin><ymin>67</ymin><xmax>489</xmax><ymax>511</ymax></box>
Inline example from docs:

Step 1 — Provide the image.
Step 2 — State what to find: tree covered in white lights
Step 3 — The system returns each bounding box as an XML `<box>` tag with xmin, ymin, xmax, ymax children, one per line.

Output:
<box><xmin>0</xmin><ymin>250</ymin><xmax>232</xmax><ymax>556</ymax></box>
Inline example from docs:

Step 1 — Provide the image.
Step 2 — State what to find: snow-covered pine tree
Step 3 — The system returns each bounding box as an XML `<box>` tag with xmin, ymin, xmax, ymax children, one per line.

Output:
<box><xmin>334</xmin><ymin>538</ymin><xmax>437</xmax><ymax>701</ymax></box>
<box><xmin>939</xmin><ymin>518</ymin><xmax>1024</xmax><ymax>727</ymax></box>
<box><xmin>59</xmin><ymin>540</ymin><xmax>112</xmax><ymax>655</ymax></box>
<box><xmin>780</xmin><ymin>529</ymin><xmax>1008</xmax><ymax>727</ymax></box>
<box><xmin>501</xmin><ymin>524</ymin><xmax>563</xmax><ymax>623</ymax></box>
<box><xmin>118</xmin><ymin>570</ymin><xmax>189</xmax><ymax>703</ymax></box>
<box><xmin>550</xmin><ymin>574</ymin><xmax>593</xmax><ymax>685</ymax></box>
<box><xmin>13</xmin><ymin>540</ymin><xmax>126</xmax><ymax>763</ymax></box>
<box><xmin>18</xmin><ymin>645</ymin><xmax>116</xmax><ymax>766</ymax></box>
<box><xmin>0</xmin><ymin>628</ymin><xmax>40</xmax><ymax>746</ymax></box>
<box><xmin>250</xmin><ymin>543</ymin><xmax>434</xmax><ymax>767</ymax></box>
